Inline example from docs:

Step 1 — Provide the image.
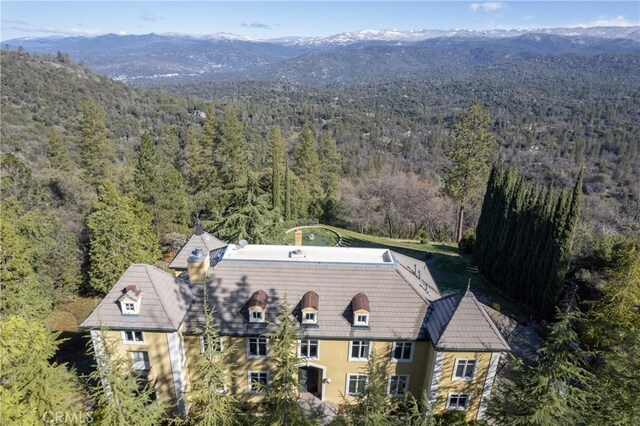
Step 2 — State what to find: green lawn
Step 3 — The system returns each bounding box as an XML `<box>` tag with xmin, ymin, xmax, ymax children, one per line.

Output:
<box><xmin>290</xmin><ymin>225</ymin><xmax>524</xmax><ymax>318</ymax></box>
<box><xmin>284</xmin><ymin>227</ymin><xmax>341</xmax><ymax>246</ymax></box>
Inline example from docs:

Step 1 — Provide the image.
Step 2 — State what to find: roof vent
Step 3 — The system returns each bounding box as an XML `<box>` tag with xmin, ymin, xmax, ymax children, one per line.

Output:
<box><xmin>290</xmin><ymin>249</ymin><xmax>305</xmax><ymax>259</ymax></box>
<box><xmin>238</xmin><ymin>239</ymin><xmax>248</xmax><ymax>249</ymax></box>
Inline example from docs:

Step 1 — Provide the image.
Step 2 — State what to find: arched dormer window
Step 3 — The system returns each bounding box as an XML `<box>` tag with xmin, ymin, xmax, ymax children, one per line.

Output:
<box><xmin>118</xmin><ymin>285</ymin><xmax>142</xmax><ymax>315</ymax></box>
<box><xmin>301</xmin><ymin>291</ymin><xmax>319</xmax><ymax>324</ymax></box>
<box><xmin>352</xmin><ymin>293</ymin><xmax>370</xmax><ymax>326</ymax></box>
<box><xmin>248</xmin><ymin>290</ymin><xmax>268</xmax><ymax>323</ymax></box>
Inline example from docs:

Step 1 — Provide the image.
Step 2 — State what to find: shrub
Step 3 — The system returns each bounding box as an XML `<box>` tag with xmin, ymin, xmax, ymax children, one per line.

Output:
<box><xmin>458</xmin><ymin>230</ymin><xmax>475</xmax><ymax>254</ymax></box>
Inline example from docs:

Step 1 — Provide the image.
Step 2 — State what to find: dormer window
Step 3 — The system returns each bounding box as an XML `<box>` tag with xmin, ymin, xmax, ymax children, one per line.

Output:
<box><xmin>301</xmin><ymin>291</ymin><xmax>319</xmax><ymax>325</ymax></box>
<box><xmin>248</xmin><ymin>290</ymin><xmax>268</xmax><ymax>323</ymax></box>
<box><xmin>118</xmin><ymin>285</ymin><xmax>142</xmax><ymax>315</ymax></box>
<box><xmin>355</xmin><ymin>314</ymin><xmax>369</xmax><ymax>326</ymax></box>
<box><xmin>351</xmin><ymin>293</ymin><xmax>370</xmax><ymax>327</ymax></box>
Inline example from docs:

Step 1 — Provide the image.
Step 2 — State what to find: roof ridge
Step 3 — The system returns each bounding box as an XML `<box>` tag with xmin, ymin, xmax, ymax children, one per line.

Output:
<box><xmin>392</xmin><ymin>264</ymin><xmax>429</xmax><ymax>303</ymax></box>
<box><xmin>143</xmin><ymin>264</ymin><xmax>176</xmax><ymax>329</ymax></box>
<box><xmin>434</xmin><ymin>290</ymin><xmax>465</xmax><ymax>346</ymax></box>
<box><xmin>468</xmin><ymin>291</ymin><xmax>511</xmax><ymax>349</ymax></box>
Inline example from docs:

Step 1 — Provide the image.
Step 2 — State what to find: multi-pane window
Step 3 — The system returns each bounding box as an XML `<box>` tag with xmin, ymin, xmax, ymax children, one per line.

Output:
<box><xmin>123</xmin><ymin>302</ymin><xmax>137</xmax><ymax>314</ymax></box>
<box><xmin>447</xmin><ymin>393</ymin><xmax>469</xmax><ymax>410</ymax></box>
<box><xmin>298</xmin><ymin>339</ymin><xmax>319</xmax><ymax>359</ymax></box>
<box><xmin>354</xmin><ymin>314</ymin><xmax>369</xmax><ymax>325</ymax></box>
<box><xmin>251</xmin><ymin>311</ymin><xmax>263</xmax><ymax>321</ymax></box>
<box><xmin>200</xmin><ymin>335</ymin><xmax>224</xmax><ymax>354</ymax></box>
<box><xmin>130</xmin><ymin>351</ymin><xmax>150</xmax><ymax>372</ymax></box>
<box><xmin>387</xmin><ymin>375</ymin><xmax>410</xmax><ymax>396</ymax></box>
<box><xmin>346</xmin><ymin>374</ymin><xmax>367</xmax><ymax>395</ymax></box>
<box><xmin>303</xmin><ymin>312</ymin><xmax>317</xmax><ymax>324</ymax></box>
<box><xmin>122</xmin><ymin>330</ymin><xmax>144</xmax><ymax>343</ymax></box>
<box><xmin>247</xmin><ymin>337</ymin><xmax>268</xmax><ymax>358</ymax></box>
<box><xmin>349</xmin><ymin>340</ymin><xmax>370</xmax><ymax>360</ymax></box>
<box><xmin>392</xmin><ymin>341</ymin><xmax>413</xmax><ymax>362</ymax></box>
<box><xmin>248</xmin><ymin>371</ymin><xmax>269</xmax><ymax>394</ymax></box>
<box><xmin>454</xmin><ymin>359</ymin><xmax>477</xmax><ymax>380</ymax></box>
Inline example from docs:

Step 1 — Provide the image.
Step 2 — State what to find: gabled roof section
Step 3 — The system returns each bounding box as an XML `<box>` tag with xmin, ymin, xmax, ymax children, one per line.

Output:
<box><xmin>81</xmin><ymin>264</ymin><xmax>194</xmax><ymax>331</ymax></box>
<box><xmin>168</xmin><ymin>230</ymin><xmax>226</xmax><ymax>270</ymax></box>
<box><xmin>425</xmin><ymin>288</ymin><xmax>510</xmax><ymax>352</ymax></box>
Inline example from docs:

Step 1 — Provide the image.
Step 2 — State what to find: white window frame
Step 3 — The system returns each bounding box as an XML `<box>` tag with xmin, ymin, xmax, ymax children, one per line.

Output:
<box><xmin>200</xmin><ymin>335</ymin><xmax>224</xmax><ymax>354</ymax></box>
<box><xmin>247</xmin><ymin>337</ymin><xmax>268</xmax><ymax>359</ymax></box>
<box><xmin>346</xmin><ymin>374</ymin><xmax>368</xmax><ymax>396</ymax></box>
<box><xmin>302</xmin><ymin>311</ymin><xmax>317</xmax><ymax>324</ymax></box>
<box><xmin>250</xmin><ymin>310</ymin><xmax>264</xmax><ymax>323</ymax></box>
<box><xmin>297</xmin><ymin>339</ymin><xmax>320</xmax><ymax>359</ymax></box>
<box><xmin>453</xmin><ymin>358</ymin><xmax>477</xmax><ymax>381</ymax></box>
<box><xmin>121</xmin><ymin>330</ymin><xmax>145</xmax><ymax>344</ymax></box>
<box><xmin>447</xmin><ymin>393</ymin><xmax>470</xmax><ymax>410</ymax></box>
<box><xmin>387</xmin><ymin>374</ymin><xmax>410</xmax><ymax>396</ymax></box>
<box><xmin>123</xmin><ymin>301</ymin><xmax>137</xmax><ymax>314</ymax></box>
<box><xmin>354</xmin><ymin>313</ymin><xmax>369</xmax><ymax>326</ymax></box>
<box><xmin>391</xmin><ymin>341</ymin><xmax>414</xmax><ymax>363</ymax></box>
<box><xmin>130</xmin><ymin>351</ymin><xmax>150</xmax><ymax>372</ymax></box>
<box><xmin>248</xmin><ymin>371</ymin><xmax>269</xmax><ymax>394</ymax></box>
<box><xmin>348</xmin><ymin>340</ymin><xmax>370</xmax><ymax>361</ymax></box>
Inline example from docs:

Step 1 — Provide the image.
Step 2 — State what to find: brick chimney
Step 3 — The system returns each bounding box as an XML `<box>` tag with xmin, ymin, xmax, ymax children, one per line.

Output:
<box><xmin>187</xmin><ymin>248</ymin><xmax>209</xmax><ymax>284</ymax></box>
<box><xmin>294</xmin><ymin>229</ymin><xmax>303</xmax><ymax>246</ymax></box>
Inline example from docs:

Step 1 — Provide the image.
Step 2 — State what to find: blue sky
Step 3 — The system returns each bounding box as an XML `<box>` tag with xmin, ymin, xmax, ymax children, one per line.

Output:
<box><xmin>1</xmin><ymin>1</ymin><xmax>639</xmax><ymax>41</ymax></box>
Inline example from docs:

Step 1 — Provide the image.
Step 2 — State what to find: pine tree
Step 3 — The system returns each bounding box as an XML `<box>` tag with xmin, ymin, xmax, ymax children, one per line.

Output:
<box><xmin>284</xmin><ymin>163</ymin><xmax>292</xmax><ymax>221</ymax></box>
<box><xmin>89</xmin><ymin>329</ymin><xmax>166</xmax><ymax>425</ymax></box>
<box><xmin>154</xmin><ymin>163</ymin><xmax>190</xmax><ymax>235</ymax></box>
<box><xmin>46</xmin><ymin>127</ymin><xmax>72</xmax><ymax>171</ymax></box>
<box><xmin>269</xmin><ymin>127</ymin><xmax>287</xmax><ymax>214</ymax></box>
<box><xmin>219</xmin><ymin>106</ymin><xmax>248</xmax><ymax>189</ymax></box>
<box><xmin>87</xmin><ymin>181</ymin><xmax>160</xmax><ymax>293</ymax></box>
<box><xmin>184</xmin><ymin>292</ymin><xmax>237</xmax><ymax>425</ymax></box>
<box><xmin>293</xmin><ymin>127</ymin><xmax>324</xmax><ymax>219</ymax></box>
<box><xmin>0</xmin><ymin>316</ymin><xmax>84</xmax><ymax>425</ymax></box>
<box><xmin>584</xmin><ymin>237</ymin><xmax>640</xmax><ymax>425</ymax></box>
<box><xmin>262</xmin><ymin>298</ymin><xmax>313</xmax><ymax>426</ymax></box>
<box><xmin>318</xmin><ymin>134</ymin><xmax>342</xmax><ymax>223</ymax></box>
<box><xmin>398</xmin><ymin>390</ymin><xmax>435</xmax><ymax>426</ymax></box>
<box><xmin>443</xmin><ymin>102</ymin><xmax>497</xmax><ymax>241</ymax></box>
<box><xmin>487</xmin><ymin>307</ymin><xmax>594</xmax><ymax>426</ymax></box>
<box><xmin>134</xmin><ymin>133</ymin><xmax>159</xmax><ymax>205</ymax></box>
<box><xmin>346</xmin><ymin>349</ymin><xmax>396</xmax><ymax>426</ymax></box>
<box><xmin>79</xmin><ymin>100</ymin><xmax>115</xmax><ymax>187</ymax></box>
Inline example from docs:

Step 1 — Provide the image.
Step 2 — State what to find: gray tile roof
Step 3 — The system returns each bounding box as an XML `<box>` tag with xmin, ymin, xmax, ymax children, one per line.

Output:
<box><xmin>184</xmin><ymin>260</ymin><xmax>431</xmax><ymax>340</ymax></box>
<box><xmin>168</xmin><ymin>231</ymin><xmax>226</xmax><ymax>270</ymax></box>
<box><xmin>81</xmin><ymin>264</ymin><xmax>194</xmax><ymax>331</ymax></box>
<box><xmin>391</xmin><ymin>252</ymin><xmax>441</xmax><ymax>301</ymax></box>
<box><xmin>424</xmin><ymin>289</ymin><xmax>510</xmax><ymax>352</ymax></box>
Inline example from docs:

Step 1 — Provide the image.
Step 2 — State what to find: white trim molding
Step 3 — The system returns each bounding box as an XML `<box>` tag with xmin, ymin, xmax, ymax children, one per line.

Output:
<box><xmin>345</xmin><ymin>373</ymin><xmax>368</xmax><ymax>396</ymax></box>
<box><xmin>477</xmin><ymin>352</ymin><xmax>501</xmax><ymax>419</ymax></box>
<box><xmin>300</xmin><ymin>361</ymin><xmax>327</xmax><ymax>401</ymax></box>
<box><xmin>90</xmin><ymin>330</ymin><xmax>111</xmax><ymax>395</ymax></box>
<box><xmin>121</xmin><ymin>330</ymin><xmax>145</xmax><ymax>345</ymax></box>
<box><xmin>428</xmin><ymin>351</ymin><xmax>445</xmax><ymax>403</ymax></box>
<box><xmin>167</xmin><ymin>332</ymin><xmax>187</xmax><ymax>416</ymax></box>
<box><xmin>387</xmin><ymin>374</ymin><xmax>410</xmax><ymax>396</ymax></box>
<box><xmin>348</xmin><ymin>340</ymin><xmax>371</xmax><ymax>361</ymax></box>
<box><xmin>248</xmin><ymin>370</ymin><xmax>270</xmax><ymax>394</ymax></box>
<box><xmin>391</xmin><ymin>341</ymin><xmax>414</xmax><ymax>363</ymax></box>
<box><xmin>297</xmin><ymin>339</ymin><xmax>320</xmax><ymax>360</ymax></box>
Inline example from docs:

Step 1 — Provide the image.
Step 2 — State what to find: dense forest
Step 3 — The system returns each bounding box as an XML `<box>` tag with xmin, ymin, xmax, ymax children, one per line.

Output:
<box><xmin>1</xmin><ymin>47</ymin><xmax>639</xmax><ymax>424</ymax></box>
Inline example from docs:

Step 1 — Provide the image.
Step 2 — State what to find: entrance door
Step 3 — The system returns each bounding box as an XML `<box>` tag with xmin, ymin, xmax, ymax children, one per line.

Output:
<box><xmin>298</xmin><ymin>366</ymin><xmax>321</xmax><ymax>397</ymax></box>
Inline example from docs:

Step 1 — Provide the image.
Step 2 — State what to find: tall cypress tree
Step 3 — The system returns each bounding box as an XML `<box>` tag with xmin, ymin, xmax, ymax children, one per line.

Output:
<box><xmin>293</xmin><ymin>127</ymin><xmax>324</xmax><ymax>219</ymax></box>
<box><xmin>134</xmin><ymin>133</ymin><xmax>159</xmax><ymax>205</ymax></box>
<box><xmin>269</xmin><ymin>127</ymin><xmax>286</xmax><ymax>214</ymax></box>
<box><xmin>219</xmin><ymin>106</ymin><xmax>248</xmax><ymax>189</ymax></box>
<box><xmin>284</xmin><ymin>162</ymin><xmax>292</xmax><ymax>221</ymax></box>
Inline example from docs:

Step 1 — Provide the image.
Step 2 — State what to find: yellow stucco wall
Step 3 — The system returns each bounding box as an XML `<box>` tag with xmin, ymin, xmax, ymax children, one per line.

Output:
<box><xmin>106</xmin><ymin>330</ymin><xmax>176</xmax><ymax>406</ymax></box>
<box><xmin>182</xmin><ymin>336</ymin><xmax>432</xmax><ymax>405</ymax></box>
<box><xmin>435</xmin><ymin>351</ymin><xmax>493</xmax><ymax>421</ymax></box>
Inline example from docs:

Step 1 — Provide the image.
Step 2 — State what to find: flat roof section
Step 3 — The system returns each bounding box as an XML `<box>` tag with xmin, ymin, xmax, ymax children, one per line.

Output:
<box><xmin>222</xmin><ymin>244</ymin><xmax>394</xmax><ymax>265</ymax></box>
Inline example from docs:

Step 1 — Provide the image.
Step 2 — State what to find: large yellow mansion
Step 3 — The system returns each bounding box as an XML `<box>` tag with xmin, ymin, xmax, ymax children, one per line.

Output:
<box><xmin>81</xmin><ymin>228</ymin><xmax>510</xmax><ymax>421</ymax></box>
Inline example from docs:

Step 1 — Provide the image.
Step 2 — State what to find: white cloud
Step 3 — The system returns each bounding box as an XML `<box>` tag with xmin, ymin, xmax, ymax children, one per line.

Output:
<box><xmin>573</xmin><ymin>15</ymin><xmax>638</xmax><ymax>27</ymax></box>
<box><xmin>470</xmin><ymin>2</ymin><xmax>506</xmax><ymax>13</ymax></box>
<box><xmin>522</xmin><ymin>15</ymin><xmax>535</xmax><ymax>21</ymax></box>
<box><xmin>4</xmin><ymin>26</ymin><xmax>104</xmax><ymax>37</ymax></box>
<box><xmin>140</xmin><ymin>12</ymin><xmax>163</xmax><ymax>22</ymax></box>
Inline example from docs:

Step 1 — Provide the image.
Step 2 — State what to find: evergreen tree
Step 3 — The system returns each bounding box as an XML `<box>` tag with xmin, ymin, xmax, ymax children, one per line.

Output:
<box><xmin>584</xmin><ymin>237</ymin><xmax>640</xmax><ymax>425</ymax></box>
<box><xmin>443</xmin><ymin>102</ymin><xmax>497</xmax><ymax>241</ymax></box>
<box><xmin>86</xmin><ymin>182</ymin><xmax>160</xmax><ymax>293</ymax></box>
<box><xmin>488</xmin><ymin>307</ymin><xmax>594</xmax><ymax>426</ymax></box>
<box><xmin>346</xmin><ymin>349</ymin><xmax>396</xmax><ymax>426</ymax></box>
<box><xmin>284</xmin><ymin>163</ymin><xmax>292</xmax><ymax>221</ymax></box>
<box><xmin>318</xmin><ymin>134</ymin><xmax>342</xmax><ymax>223</ymax></box>
<box><xmin>184</xmin><ymin>292</ymin><xmax>237</xmax><ymax>425</ymax></box>
<box><xmin>154</xmin><ymin>163</ymin><xmax>190</xmax><ymax>235</ymax></box>
<box><xmin>262</xmin><ymin>298</ymin><xmax>313</xmax><ymax>426</ymax></box>
<box><xmin>213</xmin><ymin>172</ymin><xmax>278</xmax><ymax>244</ymax></box>
<box><xmin>134</xmin><ymin>133</ymin><xmax>159</xmax><ymax>204</ymax></box>
<box><xmin>79</xmin><ymin>100</ymin><xmax>115</xmax><ymax>187</ymax></box>
<box><xmin>46</xmin><ymin>127</ymin><xmax>72</xmax><ymax>171</ymax></box>
<box><xmin>89</xmin><ymin>329</ymin><xmax>166</xmax><ymax>425</ymax></box>
<box><xmin>293</xmin><ymin>127</ymin><xmax>324</xmax><ymax>219</ymax></box>
<box><xmin>269</xmin><ymin>126</ymin><xmax>287</xmax><ymax>214</ymax></box>
<box><xmin>0</xmin><ymin>316</ymin><xmax>84</xmax><ymax>425</ymax></box>
<box><xmin>398</xmin><ymin>390</ymin><xmax>435</xmax><ymax>426</ymax></box>
<box><xmin>218</xmin><ymin>106</ymin><xmax>248</xmax><ymax>189</ymax></box>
